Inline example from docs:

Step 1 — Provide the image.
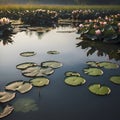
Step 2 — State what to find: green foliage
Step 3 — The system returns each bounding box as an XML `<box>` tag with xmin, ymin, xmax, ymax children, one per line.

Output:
<box><xmin>110</xmin><ymin>76</ymin><xmax>120</xmax><ymax>85</ymax></box>
<box><xmin>88</xmin><ymin>84</ymin><xmax>111</xmax><ymax>96</ymax></box>
<box><xmin>64</xmin><ymin>76</ymin><xmax>86</xmax><ymax>86</ymax></box>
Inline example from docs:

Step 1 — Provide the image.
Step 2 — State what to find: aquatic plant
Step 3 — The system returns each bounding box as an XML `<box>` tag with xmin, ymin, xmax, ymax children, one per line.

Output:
<box><xmin>65</xmin><ymin>71</ymin><xmax>80</xmax><ymax>77</ymax></box>
<box><xmin>88</xmin><ymin>84</ymin><xmax>111</xmax><ymax>96</ymax></box>
<box><xmin>64</xmin><ymin>76</ymin><xmax>86</xmax><ymax>86</ymax></box>
<box><xmin>84</xmin><ymin>68</ymin><xmax>103</xmax><ymax>76</ymax></box>
<box><xmin>16</xmin><ymin>62</ymin><xmax>37</xmax><ymax>70</ymax></box>
<box><xmin>110</xmin><ymin>76</ymin><xmax>120</xmax><ymax>85</ymax></box>
<box><xmin>20</xmin><ymin>52</ymin><xmax>36</xmax><ymax>57</ymax></box>
<box><xmin>47</xmin><ymin>50</ymin><xmax>60</xmax><ymax>54</ymax></box>
<box><xmin>30</xmin><ymin>77</ymin><xmax>49</xmax><ymax>87</ymax></box>
<box><xmin>5</xmin><ymin>81</ymin><xmax>32</xmax><ymax>93</ymax></box>
<box><xmin>0</xmin><ymin>92</ymin><xmax>15</xmax><ymax>103</ymax></box>
<box><xmin>22</xmin><ymin>66</ymin><xmax>54</xmax><ymax>77</ymax></box>
<box><xmin>0</xmin><ymin>105</ymin><xmax>14</xmax><ymax>118</ymax></box>
<box><xmin>41</xmin><ymin>61</ymin><xmax>62</xmax><ymax>69</ymax></box>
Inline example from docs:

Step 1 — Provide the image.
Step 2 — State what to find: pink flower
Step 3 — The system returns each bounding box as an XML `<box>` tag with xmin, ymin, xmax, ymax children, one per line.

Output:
<box><xmin>79</xmin><ymin>24</ymin><xmax>84</xmax><ymax>28</ymax></box>
<box><xmin>95</xmin><ymin>29</ymin><xmax>101</xmax><ymax>35</ymax></box>
<box><xmin>93</xmin><ymin>24</ymin><xmax>99</xmax><ymax>29</ymax></box>
<box><xmin>117</xmin><ymin>23</ymin><xmax>120</xmax><ymax>27</ymax></box>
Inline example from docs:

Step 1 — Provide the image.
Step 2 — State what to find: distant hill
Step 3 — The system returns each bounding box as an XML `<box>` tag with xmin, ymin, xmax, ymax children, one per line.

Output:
<box><xmin>0</xmin><ymin>0</ymin><xmax>120</xmax><ymax>5</ymax></box>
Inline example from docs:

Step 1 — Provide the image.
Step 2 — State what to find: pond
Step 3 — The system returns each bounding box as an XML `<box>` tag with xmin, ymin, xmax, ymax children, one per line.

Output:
<box><xmin>0</xmin><ymin>26</ymin><xmax>120</xmax><ymax>120</ymax></box>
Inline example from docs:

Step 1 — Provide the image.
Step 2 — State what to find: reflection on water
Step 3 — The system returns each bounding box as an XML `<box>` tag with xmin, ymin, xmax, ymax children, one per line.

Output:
<box><xmin>77</xmin><ymin>40</ymin><xmax>120</xmax><ymax>61</ymax></box>
<box><xmin>0</xmin><ymin>35</ymin><xmax>14</xmax><ymax>45</ymax></box>
<box><xmin>0</xmin><ymin>26</ymin><xmax>120</xmax><ymax>120</ymax></box>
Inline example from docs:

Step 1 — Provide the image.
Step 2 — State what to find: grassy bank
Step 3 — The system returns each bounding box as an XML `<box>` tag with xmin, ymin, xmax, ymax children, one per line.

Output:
<box><xmin>0</xmin><ymin>4</ymin><xmax>120</xmax><ymax>11</ymax></box>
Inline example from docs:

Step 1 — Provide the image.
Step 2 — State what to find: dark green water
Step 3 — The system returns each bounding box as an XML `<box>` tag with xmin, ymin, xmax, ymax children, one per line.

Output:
<box><xmin>0</xmin><ymin>26</ymin><xmax>120</xmax><ymax>120</ymax></box>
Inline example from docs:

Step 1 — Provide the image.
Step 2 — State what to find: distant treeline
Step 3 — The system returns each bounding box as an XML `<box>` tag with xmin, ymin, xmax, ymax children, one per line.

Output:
<box><xmin>0</xmin><ymin>0</ymin><xmax>120</xmax><ymax>5</ymax></box>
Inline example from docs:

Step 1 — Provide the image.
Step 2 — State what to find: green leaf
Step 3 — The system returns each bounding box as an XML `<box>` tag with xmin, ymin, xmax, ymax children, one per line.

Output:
<box><xmin>64</xmin><ymin>76</ymin><xmax>86</xmax><ymax>86</ymax></box>
<box><xmin>47</xmin><ymin>51</ymin><xmax>60</xmax><ymax>54</ymax></box>
<box><xmin>16</xmin><ymin>62</ymin><xmax>37</xmax><ymax>70</ymax></box>
<box><xmin>65</xmin><ymin>71</ymin><xmax>80</xmax><ymax>77</ymax></box>
<box><xmin>88</xmin><ymin>84</ymin><xmax>111</xmax><ymax>96</ymax></box>
<box><xmin>84</xmin><ymin>68</ymin><xmax>103</xmax><ymax>76</ymax></box>
<box><xmin>41</xmin><ymin>61</ymin><xmax>62</xmax><ymax>69</ymax></box>
<box><xmin>30</xmin><ymin>77</ymin><xmax>49</xmax><ymax>87</ymax></box>
<box><xmin>98</xmin><ymin>62</ymin><xmax>119</xmax><ymax>69</ymax></box>
<box><xmin>20</xmin><ymin>52</ymin><xmax>36</xmax><ymax>57</ymax></box>
<box><xmin>110</xmin><ymin>76</ymin><xmax>120</xmax><ymax>85</ymax></box>
<box><xmin>86</xmin><ymin>61</ymin><xmax>99</xmax><ymax>67</ymax></box>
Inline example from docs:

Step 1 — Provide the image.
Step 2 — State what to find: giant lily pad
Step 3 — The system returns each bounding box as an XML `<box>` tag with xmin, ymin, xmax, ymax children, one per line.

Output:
<box><xmin>0</xmin><ymin>92</ymin><xmax>15</xmax><ymax>103</ymax></box>
<box><xmin>65</xmin><ymin>71</ymin><xmax>80</xmax><ymax>77</ymax></box>
<box><xmin>22</xmin><ymin>66</ymin><xmax>54</xmax><ymax>77</ymax></box>
<box><xmin>41</xmin><ymin>61</ymin><xmax>62</xmax><ymax>69</ymax></box>
<box><xmin>0</xmin><ymin>105</ymin><xmax>14</xmax><ymax>118</ymax></box>
<box><xmin>110</xmin><ymin>76</ymin><xmax>120</xmax><ymax>85</ymax></box>
<box><xmin>13</xmin><ymin>98</ymin><xmax>38</xmax><ymax>113</ymax></box>
<box><xmin>47</xmin><ymin>51</ymin><xmax>60</xmax><ymax>54</ymax></box>
<box><xmin>16</xmin><ymin>62</ymin><xmax>37</xmax><ymax>70</ymax></box>
<box><xmin>64</xmin><ymin>76</ymin><xmax>86</xmax><ymax>86</ymax></box>
<box><xmin>20</xmin><ymin>52</ymin><xmax>36</xmax><ymax>57</ymax></box>
<box><xmin>84</xmin><ymin>68</ymin><xmax>103</xmax><ymax>76</ymax></box>
<box><xmin>30</xmin><ymin>77</ymin><xmax>49</xmax><ymax>87</ymax></box>
<box><xmin>88</xmin><ymin>84</ymin><xmax>111</xmax><ymax>96</ymax></box>
<box><xmin>5</xmin><ymin>81</ymin><xmax>32</xmax><ymax>93</ymax></box>
<box><xmin>98</xmin><ymin>62</ymin><xmax>119</xmax><ymax>69</ymax></box>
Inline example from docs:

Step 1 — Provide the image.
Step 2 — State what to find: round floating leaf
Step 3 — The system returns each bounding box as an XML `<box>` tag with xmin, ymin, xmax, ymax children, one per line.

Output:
<box><xmin>110</xmin><ymin>76</ymin><xmax>120</xmax><ymax>85</ymax></box>
<box><xmin>20</xmin><ymin>52</ymin><xmax>36</xmax><ymax>57</ymax></box>
<box><xmin>30</xmin><ymin>77</ymin><xmax>49</xmax><ymax>87</ymax></box>
<box><xmin>13</xmin><ymin>98</ymin><xmax>38</xmax><ymax>113</ymax></box>
<box><xmin>5</xmin><ymin>81</ymin><xmax>32</xmax><ymax>94</ymax></box>
<box><xmin>5</xmin><ymin>81</ymin><xmax>23</xmax><ymax>91</ymax></box>
<box><xmin>17</xmin><ymin>83</ymin><xmax>33</xmax><ymax>93</ymax></box>
<box><xmin>86</xmin><ymin>61</ymin><xmax>99</xmax><ymax>67</ymax></box>
<box><xmin>98</xmin><ymin>62</ymin><xmax>119</xmax><ymax>69</ymax></box>
<box><xmin>65</xmin><ymin>71</ymin><xmax>80</xmax><ymax>77</ymax></box>
<box><xmin>47</xmin><ymin>51</ymin><xmax>60</xmax><ymax>54</ymax></box>
<box><xmin>0</xmin><ymin>105</ymin><xmax>14</xmax><ymax>119</ymax></box>
<box><xmin>16</xmin><ymin>62</ymin><xmax>37</xmax><ymax>70</ymax></box>
<box><xmin>64</xmin><ymin>76</ymin><xmax>86</xmax><ymax>86</ymax></box>
<box><xmin>84</xmin><ymin>68</ymin><xmax>103</xmax><ymax>76</ymax></box>
<box><xmin>0</xmin><ymin>92</ymin><xmax>15</xmax><ymax>103</ymax></box>
<box><xmin>41</xmin><ymin>61</ymin><xmax>62</xmax><ymax>69</ymax></box>
<box><xmin>88</xmin><ymin>84</ymin><xmax>111</xmax><ymax>96</ymax></box>
<box><xmin>22</xmin><ymin>66</ymin><xmax>54</xmax><ymax>77</ymax></box>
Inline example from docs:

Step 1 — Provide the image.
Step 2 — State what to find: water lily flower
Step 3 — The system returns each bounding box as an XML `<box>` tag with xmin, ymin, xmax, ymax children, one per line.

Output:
<box><xmin>117</xmin><ymin>23</ymin><xmax>120</xmax><ymax>27</ymax></box>
<box><xmin>79</xmin><ymin>24</ymin><xmax>84</xmax><ymax>28</ymax></box>
<box><xmin>0</xmin><ymin>17</ymin><xmax>10</xmax><ymax>25</ymax></box>
<box><xmin>95</xmin><ymin>29</ymin><xmax>101</xmax><ymax>35</ymax></box>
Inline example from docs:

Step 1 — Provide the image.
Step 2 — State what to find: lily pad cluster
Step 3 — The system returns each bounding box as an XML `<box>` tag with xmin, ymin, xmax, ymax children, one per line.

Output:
<box><xmin>84</xmin><ymin>61</ymin><xmax>119</xmax><ymax>95</ymax></box>
<box><xmin>64</xmin><ymin>61</ymin><xmax>119</xmax><ymax>96</ymax></box>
